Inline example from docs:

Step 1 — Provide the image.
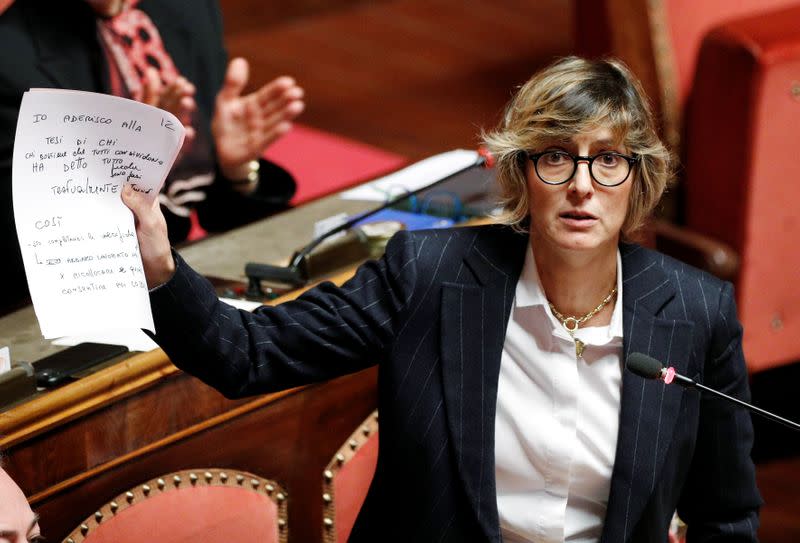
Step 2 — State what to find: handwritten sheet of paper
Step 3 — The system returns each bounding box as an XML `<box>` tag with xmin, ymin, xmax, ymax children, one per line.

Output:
<box><xmin>12</xmin><ymin>89</ymin><xmax>184</xmax><ymax>339</ymax></box>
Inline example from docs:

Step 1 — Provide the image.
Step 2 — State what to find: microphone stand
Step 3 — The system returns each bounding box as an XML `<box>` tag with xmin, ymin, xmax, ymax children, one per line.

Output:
<box><xmin>628</xmin><ymin>353</ymin><xmax>800</xmax><ymax>432</ymax></box>
<box><xmin>674</xmin><ymin>374</ymin><xmax>800</xmax><ymax>432</ymax></box>
<box><xmin>245</xmin><ymin>153</ymin><xmax>489</xmax><ymax>296</ymax></box>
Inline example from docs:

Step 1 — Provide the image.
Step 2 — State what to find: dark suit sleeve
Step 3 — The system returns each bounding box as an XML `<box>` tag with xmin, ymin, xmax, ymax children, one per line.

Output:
<box><xmin>678</xmin><ymin>282</ymin><xmax>762</xmax><ymax>541</ymax></box>
<box><xmin>148</xmin><ymin>230</ymin><xmax>418</xmax><ymax>398</ymax></box>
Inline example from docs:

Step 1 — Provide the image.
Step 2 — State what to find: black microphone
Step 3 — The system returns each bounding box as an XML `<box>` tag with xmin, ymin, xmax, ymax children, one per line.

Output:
<box><xmin>627</xmin><ymin>352</ymin><xmax>800</xmax><ymax>432</ymax></box>
<box><xmin>245</xmin><ymin>150</ymin><xmax>493</xmax><ymax>295</ymax></box>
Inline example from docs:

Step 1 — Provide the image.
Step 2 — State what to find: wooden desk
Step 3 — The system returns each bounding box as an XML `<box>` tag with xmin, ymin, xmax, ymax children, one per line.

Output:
<box><xmin>0</xmin><ymin>193</ymin><xmax>380</xmax><ymax>542</ymax></box>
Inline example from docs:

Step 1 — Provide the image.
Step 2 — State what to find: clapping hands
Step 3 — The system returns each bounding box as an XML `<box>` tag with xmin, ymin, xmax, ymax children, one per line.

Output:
<box><xmin>211</xmin><ymin>57</ymin><xmax>305</xmax><ymax>180</ymax></box>
<box><xmin>132</xmin><ymin>58</ymin><xmax>304</xmax><ymax>183</ymax></box>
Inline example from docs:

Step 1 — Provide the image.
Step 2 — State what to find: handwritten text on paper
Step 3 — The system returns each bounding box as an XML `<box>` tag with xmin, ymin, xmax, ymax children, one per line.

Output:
<box><xmin>13</xmin><ymin>90</ymin><xmax>184</xmax><ymax>339</ymax></box>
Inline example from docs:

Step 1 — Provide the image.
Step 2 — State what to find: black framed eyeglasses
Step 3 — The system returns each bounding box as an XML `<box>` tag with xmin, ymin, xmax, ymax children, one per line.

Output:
<box><xmin>527</xmin><ymin>150</ymin><xmax>639</xmax><ymax>187</ymax></box>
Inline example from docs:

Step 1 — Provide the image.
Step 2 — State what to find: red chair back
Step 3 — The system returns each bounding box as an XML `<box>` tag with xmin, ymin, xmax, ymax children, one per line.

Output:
<box><xmin>322</xmin><ymin>410</ymin><xmax>379</xmax><ymax>543</ymax></box>
<box><xmin>62</xmin><ymin>469</ymin><xmax>288</xmax><ymax>543</ymax></box>
<box><xmin>684</xmin><ymin>5</ymin><xmax>800</xmax><ymax>371</ymax></box>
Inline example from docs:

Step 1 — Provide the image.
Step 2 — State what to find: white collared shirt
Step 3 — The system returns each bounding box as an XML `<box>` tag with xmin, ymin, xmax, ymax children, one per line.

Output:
<box><xmin>495</xmin><ymin>246</ymin><xmax>624</xmax><ymax>543</ymax></box>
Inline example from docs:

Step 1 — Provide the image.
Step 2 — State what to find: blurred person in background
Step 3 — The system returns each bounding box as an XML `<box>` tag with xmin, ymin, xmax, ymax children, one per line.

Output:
<box><xmin>0</xmin><ymin>0</ymin><xmax>304</xmax><ymax>312</ymax></box>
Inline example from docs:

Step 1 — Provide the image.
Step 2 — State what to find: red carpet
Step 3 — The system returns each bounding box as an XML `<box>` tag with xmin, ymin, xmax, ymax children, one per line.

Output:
<box><xmin>264</xmin><ymin>124</ymin><xmax>408</xmax><ymax>205</ymax></box>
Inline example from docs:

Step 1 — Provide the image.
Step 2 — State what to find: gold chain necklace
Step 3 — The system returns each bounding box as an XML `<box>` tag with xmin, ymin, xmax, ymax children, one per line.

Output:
<box><xmin>548</xmin><ymin>285</ymin><xmax>618</xmax><ymax>359</ymax></box>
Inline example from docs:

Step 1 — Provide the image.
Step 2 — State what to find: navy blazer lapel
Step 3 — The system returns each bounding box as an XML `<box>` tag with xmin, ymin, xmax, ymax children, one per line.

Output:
<box><xmin>440</xmin><ymin>226</ymin><xmax>527</xmax><ymax>542</ymax></box>
<box><xmin>601</xmin><ymin>244</ymin><xmax>694</xmax><ymax>542</ymax></box>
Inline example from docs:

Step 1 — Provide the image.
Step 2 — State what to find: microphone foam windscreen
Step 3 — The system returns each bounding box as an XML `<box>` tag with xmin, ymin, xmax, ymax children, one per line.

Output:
<box><xmin>626</xmin><ymin>352</ymin><xmax>664</xmax><ymax>379</ymax></box>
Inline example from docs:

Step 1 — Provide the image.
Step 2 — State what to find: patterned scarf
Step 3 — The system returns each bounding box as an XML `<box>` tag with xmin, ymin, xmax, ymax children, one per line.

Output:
<box><xmin>95</xmin><ymin>0</ymin><xmax>211</xmax><ymax>240</ymax></box>
<box><xmin>96</xmin><ymin>0</ymin><xmax>179</xmax><ymax>99</ymax></box>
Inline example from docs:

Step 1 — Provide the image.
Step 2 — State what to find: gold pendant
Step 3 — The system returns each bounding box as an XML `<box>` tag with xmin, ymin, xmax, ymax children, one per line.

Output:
<box><xmin>575</xmin><ymin>338</ymin><xmax>585</xmax><ymax>359</ymax></box>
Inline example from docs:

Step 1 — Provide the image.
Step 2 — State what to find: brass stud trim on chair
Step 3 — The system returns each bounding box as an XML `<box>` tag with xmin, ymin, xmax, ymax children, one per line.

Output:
<box><xmin>335</xmin><ymin>453</ymin><xmax>345</xmax><ymax>464</ymax></box>
<box><xmin>219</xmin><ymin>472</ymin><xmax>228</xmax><ymax>483</ymax></box>
<box><xmin>322</xmin><ymin>492</ymin><xmax>332</xmax><ymax>503</ymax></box>
<box><xmin>278</xmin><ymin>518</ymin><xmax>286</xmax><ymax>528</ymax></box>
<box><xmin>157</xmin><ymin>478</ymin><xmax>166</xmax><ymax>490</ymax></box>
<box><xmin>204</xmin><ymin>471</ymin><xmax>213</xmax><ymax>482</ymax></box>
<box><xmin>362</xmin><ymin>425</ymin><xmax>370</xmax><ymax>436</ymax></box>
<box><xmin>792</xmin><ymin>81</ymin><xmax>800</xmax><ymax>101</ymax></box>
<box><xmin>276</xmin><ymin>492</ymin><xmax>286</xmax><ymax>502</ymax></box>
<box><xmin>110</xmin><ymin>501</ymin><xmax>118</xmax><ymax>513</ymax></box>
<box><xmin>265</xmin><ymin>483</ymin><xmax>275</xmax><ymax>494</ymax></box>
<box><xmin>173</xmin><ymin>475</ymin><xmax>182</xmax><ymax>486</ymax></box>
<box><xmin>125</xmin><ymin>491</ymin><xmax>134</xmax><ymax>503</ymax></box>
<box><xmin>94</xmin><ymin>511</ymin><xmax>103</xmax><ymax>523</ymax></box>
<box><xmin>348</xmin><ymin>439</ymin><xmax>358</xmax><ymax>450</ymax></box>
<box><xmin>323</xmin><ymin>469</ymin><xmax>334</xmax><ymax>481</ymax></box>
<box><xmin>189</xmin><ymin>472</ymin><xmax>198</xmax><ymax>485</ymax></box>
<box><xmin>80</xmin><ymin>523</ymin><xmax>89</xmax><ymax>535</ymax></box>
<box><xmin>66</xmin><ymin>538</ymin><xmax>75</xmax><ymax>543</ymax></box>
<box><xmin>142</xmin><ymin>484</ymin><xmax>151</xmax><ymax>496</ymax></box>
<box><xmin>236</xmin><ymin>474</ymin><xmax>245</xmax><ymax>485</ymax></box>
<box><xmin>324</xmin><ymin>517</ymin><xmax>334</xmax><ymax>528</ymax></box>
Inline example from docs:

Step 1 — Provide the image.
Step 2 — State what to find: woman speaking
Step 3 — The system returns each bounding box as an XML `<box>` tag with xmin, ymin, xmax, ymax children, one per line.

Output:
<box><xmin>124</xmin><ymin>56</ymin><xmax>760</xmax><ymax>542</ymax></box>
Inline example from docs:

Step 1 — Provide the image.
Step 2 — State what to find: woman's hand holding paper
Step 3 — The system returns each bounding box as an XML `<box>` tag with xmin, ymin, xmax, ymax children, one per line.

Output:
<box><xmin>122</xmin><ymin>184</ymin><xmax>175</xmax><ymax>289</ymax></box>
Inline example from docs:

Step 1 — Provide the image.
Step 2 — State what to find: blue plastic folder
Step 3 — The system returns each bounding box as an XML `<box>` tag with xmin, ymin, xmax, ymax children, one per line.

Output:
<box><xmin>355</xmin><ymin>208</ymin><xmax>454</xmax><ymax>231</ymax></box>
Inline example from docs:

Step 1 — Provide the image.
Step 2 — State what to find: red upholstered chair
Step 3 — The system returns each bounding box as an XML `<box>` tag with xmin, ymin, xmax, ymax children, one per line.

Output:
<box><xmin>61</xmin><ymin>469</ymin><xmax>288</xmax><ymax>543</ymax></box>
<box><xmin>576</xmin><ymin>0</ymin><xmax>800</xmax><ymax>372</ymax></box>
<box><xmin>684</xmin><ymin>6</ymin><xmax>800</xmax><ymax>372</ymax></box>
<box><xmin>321</xmin><ymin>410</ymin><xmax>379</xmax><ymax>543</ymax></box>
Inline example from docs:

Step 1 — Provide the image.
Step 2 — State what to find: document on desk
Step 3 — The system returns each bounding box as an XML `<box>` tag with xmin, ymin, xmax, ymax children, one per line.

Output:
<box><xmin>12</xmin><ymin>89</ymin><xmax>184</xmax><ymax>339</ymax></box>
<box><xmin>338</xmin><ymin>149</ymin><xmax>480</xmax><ymax>202</ymax></box>
<box><xmin>0</xmin><ymin>346</ymin><xmax>9</xmax><ymax>375</ymax></box>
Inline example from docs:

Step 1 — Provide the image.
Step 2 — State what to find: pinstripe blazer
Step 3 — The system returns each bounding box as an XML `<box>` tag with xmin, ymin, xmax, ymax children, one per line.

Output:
<box><xmin>150</xmin><ymin>224</ymin><xmax>761</xmax><ymax>542</ymax></box>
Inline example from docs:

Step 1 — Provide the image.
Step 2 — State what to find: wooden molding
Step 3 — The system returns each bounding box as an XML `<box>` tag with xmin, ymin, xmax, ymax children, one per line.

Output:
<box><xmin>644</xmin><ymin>0</ymin><xmax>680</xmax><ymax>150</ymax></box>
<box><xmin>602</xmin><ymin>0</ymin><xmax>680</xmax><ymax>150</ymax></box>
<box><xmin>27</xmin><ymin>386</ymin><xmax>301</xmax><ymax>505</ymax></box>
<box><xmin>0</xmin><ymin>349</ymin><xmax>179</xmax><ymax>449</ymax></box>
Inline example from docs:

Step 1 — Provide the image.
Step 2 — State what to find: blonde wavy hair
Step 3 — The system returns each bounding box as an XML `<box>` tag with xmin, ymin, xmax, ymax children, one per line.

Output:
<box><xmin>483</xmin><ymin>56</ymin><xmax>672</xmax><ymax>239</ymax></box>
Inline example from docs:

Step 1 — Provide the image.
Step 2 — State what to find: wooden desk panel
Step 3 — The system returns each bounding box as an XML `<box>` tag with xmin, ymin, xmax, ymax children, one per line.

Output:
<box><xmin>0</xmin><ymin>255</ymin><xmax>376</xmax><ymax>541</ymax></box>
<box><xmin>8</xmin><ymin>365</ymin><xmax>377</xmax><ymax>541</ymax></box>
